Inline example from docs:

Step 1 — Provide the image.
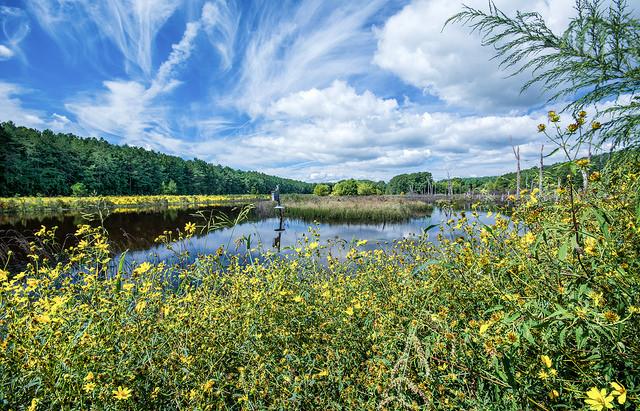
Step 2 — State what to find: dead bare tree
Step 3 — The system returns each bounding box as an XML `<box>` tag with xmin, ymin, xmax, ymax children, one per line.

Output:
<box><xmin>511</xmin><ymin>139</ymin><xmax>521</xmax><ymax>198</ymax></box>
<box><xmin>539</xmin><ymin>144</ymin><xmax>544</xmax><ymax>195</ymax></box>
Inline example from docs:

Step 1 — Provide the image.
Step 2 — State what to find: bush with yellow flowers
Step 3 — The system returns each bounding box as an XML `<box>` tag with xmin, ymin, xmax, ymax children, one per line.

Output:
<box><xmin>1</xmin><ymin>155</ymin><xmax>639</xmax><ymax>409</ymax></box>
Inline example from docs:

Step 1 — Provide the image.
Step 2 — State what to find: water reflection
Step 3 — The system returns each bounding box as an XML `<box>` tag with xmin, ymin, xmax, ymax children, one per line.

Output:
<box><xmin>0</xmin><ymin>203</ymin><xmax>496</xmax><ymax>269</ymax></box>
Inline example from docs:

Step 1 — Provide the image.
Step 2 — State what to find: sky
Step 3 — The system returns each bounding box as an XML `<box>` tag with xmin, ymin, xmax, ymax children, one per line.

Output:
<box><xmin>0</xmin><ymin>0</ymin><xmax>634</xmax><ymax>182</ymax></box>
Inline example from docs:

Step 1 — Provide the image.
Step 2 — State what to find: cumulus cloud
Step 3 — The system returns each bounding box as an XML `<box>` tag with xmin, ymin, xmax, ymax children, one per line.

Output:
<box><xmin>0</xmin><ymin>45</ymin><xmax>13</xmax><ymax>59</ymax></box>
<box><xmin>201</xmin><ymin>81</ymin><xmax>562</xmax><ymax>181</ymax></box>
<box><xmin>373</xmin><ymin>0</ymin><xmax>579</xmax><ymax>112</ymax></box>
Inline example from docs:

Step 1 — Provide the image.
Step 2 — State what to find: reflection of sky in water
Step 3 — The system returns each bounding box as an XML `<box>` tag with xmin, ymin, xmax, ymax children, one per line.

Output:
<box><xmin>124</xmin><ymin>207</ymin><xmax>497</xmax><ymax>266</ymax></box>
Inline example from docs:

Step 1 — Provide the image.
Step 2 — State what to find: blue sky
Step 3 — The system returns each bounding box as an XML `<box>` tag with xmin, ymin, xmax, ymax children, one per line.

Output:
<box><xmin>0</xmin><ymin>0</ymin><xmax>623</xmax><ymax>181</ymax></box>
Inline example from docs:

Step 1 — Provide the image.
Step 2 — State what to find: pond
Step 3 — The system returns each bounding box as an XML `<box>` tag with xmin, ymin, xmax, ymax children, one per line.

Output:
<box><xmin>0</xmin><ymin>201</ymin><xmax>496</xmax><ymax>270</ymax></box>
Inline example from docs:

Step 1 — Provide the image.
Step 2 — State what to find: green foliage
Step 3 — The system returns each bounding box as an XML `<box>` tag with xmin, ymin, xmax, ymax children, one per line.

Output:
<box><xmin>387</xmin><ymin>172</ymin><xmax>433</xmax><ymax>194</ymax></box>
<box><xmin>0</xmin><ymin>122</ymin><xmax>313</xmax><ymax>197</ymax></box>
<box><xmin>70</xmin><ymin>182</ymin><xmax>88</xmax><ymax>197</ymax></box>
<box><xmin>160</xmin><ymin>179</ymin><xmax>178</xmax><ymax>195</ymax></box>
<box><xmin>332</xmin><ymin>179</ymin><xmax>359</xmax><ymax>196</ymax></box>
<box><xmin>356</xmin><ymin>181</ymin><xmax>378</xmax><ymax>196</ymax></box>
<box><xmin>313</xmin><ymin>184</ymin><xmax>331</xmax><ymax>196</ymax></box>
<box><xmin>327</xmin><ymin>180</ymin><xmax>386</xmax><ymax>196</ymax></box>
<box><xmin>446</xmin><ymin>0</ymin><xmax>640</xmax><ymax>147</ymax></box>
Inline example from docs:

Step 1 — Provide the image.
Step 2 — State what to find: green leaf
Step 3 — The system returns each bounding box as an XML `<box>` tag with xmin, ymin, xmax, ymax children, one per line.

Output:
<box><xmin>117</xmin><ymin>250</ymin><xmax>128</xmax><ymax>277</ymax></box>
<box><xmin>558</xmin><ymin>242</ymin><xmax>568</xmax><ymax>261</ymax></box>
<box><xmin>544</xmin><ymin>147</ymin><xmax>560</xmax><ymax>158</ymax></box>
<box><xmin>522</xmin><ymin>323</ymin><xmax>535</xmax><ymax>345</ymax></box>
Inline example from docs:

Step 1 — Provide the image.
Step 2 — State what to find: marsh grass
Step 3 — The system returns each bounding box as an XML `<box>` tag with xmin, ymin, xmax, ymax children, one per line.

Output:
<box><xmin>274</xmin><ymin>195</ymin><xmax>434</xmax><ymax>222</ymax></box>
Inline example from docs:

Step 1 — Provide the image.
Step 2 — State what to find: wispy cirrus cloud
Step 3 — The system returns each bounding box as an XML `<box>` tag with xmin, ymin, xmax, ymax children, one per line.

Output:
<box><xmin>0</xmin><ymin>6</ymin><xmax>30</xmax><ymax>61</ymax></box>
<box><xmin>26</xmin><ymin>0</ymin><xmax>184</xmax><ymax>77</ymax></box>
<box><xmin>64</xmin><ymin>2</ymin><xmax>217</xmax><ymax>152</ymax></box>
<box><xmin>228</xmin><ymin>0</ymin><xmax>394</xmax><ymax>116</ymax></box>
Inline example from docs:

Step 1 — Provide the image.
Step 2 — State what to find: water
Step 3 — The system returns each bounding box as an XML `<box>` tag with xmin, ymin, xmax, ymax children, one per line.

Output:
<box><xmin>0</xmin><ymin>203</ymin><xmax>496</xmax><ymax>269</ymax></box>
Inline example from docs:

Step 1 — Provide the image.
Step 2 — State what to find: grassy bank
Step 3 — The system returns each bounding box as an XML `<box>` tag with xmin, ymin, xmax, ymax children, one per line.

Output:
<box><xmin>274</xmin><ymin>195</ymin><xmax>434</xmax><ymax>222</ymax></box>
<box><xmin>0</xmin><ymin>194</ymin><xmax>266</xmax><ymax>214</ymax></box>
<box><xmin>1</xmin><ymin>161</ymin><xmax>639</xmax><ymax>409</ymax></box>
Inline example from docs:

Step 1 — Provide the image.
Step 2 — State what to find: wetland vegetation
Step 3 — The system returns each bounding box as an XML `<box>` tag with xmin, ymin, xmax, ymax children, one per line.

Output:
<box><xmin>1</xmin><ymin>0</ymin><xmax>640</xmax><ymax>409</ymax></box>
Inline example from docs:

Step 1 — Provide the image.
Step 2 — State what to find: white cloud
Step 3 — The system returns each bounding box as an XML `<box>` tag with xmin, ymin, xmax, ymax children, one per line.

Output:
<box><xmin>0</xmin><ymin>45</ymin><xmax>13</xmax><ymax>59</ymax></box>
<box><xmin>27</xmin><ymin>0</ymin><xmax>183</xmax><ymax>76</ymax></box>
<box><xmin>0</xmin><ymin>82</ymin><xmax>85</xmax><ymax>133</ymax></box>
<box><xmin>373</xmin><ymin>0</ymin><xmax>579</xmax><ymax>112</ymax></box>
<box><xmin>201</xmin><ymin>81</ymin><xmax>564</xmax><ymax>181</ymax></box>
<box><xmin>230</xmin><ymin>0</ymin><xmax>388</xmax><ymax>116</ymax></box>
<box><xmin>65</xmin><ymin>3</ymin><xmax>214</xmax><ymax>151</ymax></box>
<box><xmin>201</xmin><ymin>1</ymin><xmax>239</xmax><ymax>70</ymax></box>
<box><xmin>0</xmin><ymin>6</ymin><xmax>30</xmax><ymax>61</ymax></box>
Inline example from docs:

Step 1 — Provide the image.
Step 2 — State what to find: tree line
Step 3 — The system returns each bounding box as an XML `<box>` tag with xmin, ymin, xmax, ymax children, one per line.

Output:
<box><xmin>0</xmin><ymin>122</ymin><xmax>313</xmax><ymax>197</ymax></box>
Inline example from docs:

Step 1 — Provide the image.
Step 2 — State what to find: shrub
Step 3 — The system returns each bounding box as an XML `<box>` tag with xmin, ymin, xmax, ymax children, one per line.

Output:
<box><xmin>331</xmin><ymin>179</ymin><xmax>358</xmax><ymax>196</ymax></box>
<box><xmin>70</xmin><ymin>182</ymin><xmax>88</xmax><ymax>197</ymax></box>
<box><xmin>313</xmin><ymin>184</ymin><xmax>331</xmax><ymax>196</ymax></box>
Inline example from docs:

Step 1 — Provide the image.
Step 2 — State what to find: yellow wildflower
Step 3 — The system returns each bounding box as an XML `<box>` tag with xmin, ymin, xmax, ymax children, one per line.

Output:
<box><xmin>202</xmin><ymin>379</ymin><xmax>215</xmax><ymax>393</ymax></box>
<box><xmin>345</xmin><ymin>307</ymin><xmax>354</xmax><ymax>316</ymax></box>
<box><xmin>84</xmin><ymin>372</ymin><xmax>94</xmax><ymax>381</ymax></box>
<box><xmin>316</xmin><ymin>369</ymin><xmax>329</xmax><ymax>377</ymax></box>
<box><xmin>83</xmin><ymin>382</ymin><xmax>96</xmax><ymax>393</ymax></box>
<box><xmin>584</xmin><ymin>387</ymin><xmax>614</xmax><ymax>411</ymax></box>
<box><xmin>538</xmin><ymin>370</ymin><xmax>549</xmax><ymax>380</ymax></box>
<box><xmin>27</xmin><ymin>398</ymin><xmax>39</xmax><ymax>411</ymax></box>
<box><xmin>603</xmin><ymin>311</ymin><xmax>620</xmax><ymax>323</ymax></box>
<box><xmin>540</xmin><ymin>355</ymin><xmax>552</xmax><ymax>368</ymax></box>
<box><xmin>113</xmin><ymin>386</ymin><xmax>132</xmax><ymax>400</ymax></box>
<box><xmin>549</xmin><ymin>389</ymin><xmax>560</xmax><ymax>399</ymax></box>
<box><xmin>133</xmin><ymin>261</ymin><xmax>152</xmax><ymax>276</ymax></box>
<box><xmin>576</xmin><ymin>158</ymin><xmax>590</xmax><ymax>168</ymax></box>
<box><xmin>610</xmin><ymin>382</ymin><xmax>626</xmax><ymax>404</ymax></box>
<box><xmin>584</xmin><ymin>237</ymin><xmax>597</xmax><ymax>256</ymax></box>
<box><xmin>591</xmin><ymin>121</ymin><xmax>602</xmax><ymax>130</ymax></box>
<box><xmin>184</xmin><ymin>222</ymin><xmax>196</xmax><ymax>234</ymax></box>
<box><xmin>521</xmin><ymin>232</ymin><xmax>536</xmax><ymax>247</ymax></box>
<box><xmin>293</xmin><ymin>295</ymin><xmax>304</xmax><ymax>303</ymax></box>
<box><xmin>537</xmin><ymin>124</ymin><xmax>546</xmax><ymax>132</ymax></box>
<box><xmin>479</xmin><ymin>323</ymin><xmax>490</xmax><ymax>335</ymax></box>
<box><xmin>308</xmin><ymin>242</ymin><xmax>319</xmax><ymax>250</ymax></box>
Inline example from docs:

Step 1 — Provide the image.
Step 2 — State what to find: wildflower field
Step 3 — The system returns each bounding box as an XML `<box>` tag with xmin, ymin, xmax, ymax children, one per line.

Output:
<box><xmin>0</xmin><ymin>155</ymin><xmax>638</xmax><ymax>410</ymax></box>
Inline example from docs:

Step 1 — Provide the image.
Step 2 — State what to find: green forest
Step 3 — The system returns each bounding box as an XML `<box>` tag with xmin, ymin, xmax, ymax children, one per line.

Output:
<box><xmin>0</xmin><ymin>122</ymin><xmax>313</xmax><ymax>197</ymax></box>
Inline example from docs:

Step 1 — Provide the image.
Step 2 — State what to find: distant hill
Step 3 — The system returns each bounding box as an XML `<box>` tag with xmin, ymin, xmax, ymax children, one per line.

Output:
<box><xmin>0</xmin><ymin>122</ymin><xmax>313</xmax><ymax>197</ymax></box>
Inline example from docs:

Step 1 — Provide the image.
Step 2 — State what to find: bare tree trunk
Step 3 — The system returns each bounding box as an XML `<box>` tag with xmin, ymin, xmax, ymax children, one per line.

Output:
<box><xmin>447</xmin><ymin>171</ymin><xmax>453</xmax><ymax>197</ymax></box>
<box><xmin>539</xmin><ymin>144</ymin><xmax>544</xmax><ymax>196</ymax></box>
<box><xmin>512</xmin><ymin>142</ymin><xmax>521</xmax><ymax>198</ymax></box>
